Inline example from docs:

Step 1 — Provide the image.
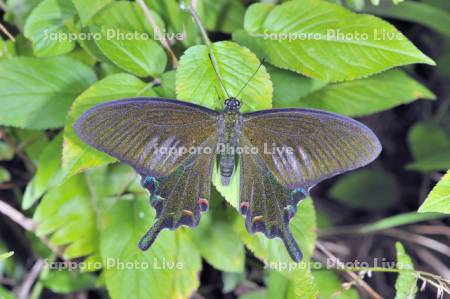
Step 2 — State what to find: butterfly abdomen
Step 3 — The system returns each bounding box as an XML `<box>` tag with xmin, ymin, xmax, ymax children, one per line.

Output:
<box><xmin>218</xmin><ymin>112</ymin><xmax>242</xmax><ymax>186</ymax></box>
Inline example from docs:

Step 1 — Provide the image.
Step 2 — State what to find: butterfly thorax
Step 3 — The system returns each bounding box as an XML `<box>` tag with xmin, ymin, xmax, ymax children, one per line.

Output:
<box><xmin>218</xmin><ymin>98</ymin><xmax>243</xmax><ymax>186</ymax></box>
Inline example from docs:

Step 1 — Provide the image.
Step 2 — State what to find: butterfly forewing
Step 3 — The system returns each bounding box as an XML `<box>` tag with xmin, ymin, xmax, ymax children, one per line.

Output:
<box><xmin>242</xmin><ymin>109</ymin><xmax>382</xmax><ymax>190</ymax></box>
<box><xmin>75</xmin><ymin>98</ymin><xmax>218</xmax><ymax>177</ymax></box>
<box><xmin>74</xmin><ymin>98</ymin><xmax>219</xmax><ymax>249</ymax></box>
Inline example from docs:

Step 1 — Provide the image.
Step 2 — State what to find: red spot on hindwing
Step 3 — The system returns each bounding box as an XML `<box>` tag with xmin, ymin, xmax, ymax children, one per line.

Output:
<box><xmin>197</xmin><ymin>198</ymin><xmax>209</xmax><ymax>212</ymax></box>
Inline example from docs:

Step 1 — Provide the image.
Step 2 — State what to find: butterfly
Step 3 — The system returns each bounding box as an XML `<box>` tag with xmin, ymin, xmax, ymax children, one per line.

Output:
<box><xmin>74</xmin><ymin>93</ymin><xmax>381</xmax><ymax>262</ymax></box>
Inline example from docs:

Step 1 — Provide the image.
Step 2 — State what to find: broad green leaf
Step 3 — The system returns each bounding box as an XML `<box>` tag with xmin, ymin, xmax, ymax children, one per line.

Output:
<box><xmin>62</xmin><ymin>73</ymin><xmax>156</xmax><ymax>178</ymax></box>
<box><xmin>0</xmin><ymin>141</ymin><xmax>14</xmax><ymax>161</ymax></box>
<box><xmin>233</xmin><ymin>1</ymin><xmax>434</xmax><ymax>82</ymax></box>
<box><xmin>0</xmin><ymin>37</ymin><xmax>16</xmax><ymax>60</ymax></box>
<box><xmin>24</xmin><ymin>0</ymin><xmax>77</xmax><ymax>57</ymax></box>
<box><xmin>0</xmin><ymin>57</ymin><xmax>96</xmax><ymax>129</ymax></box>
<box><xmin>11</xmin><ymin>129</ymin><xmax>49</xmax><ymax>163</ymax></box>
<box><xmin>198</xmin><ymin>0</ymin><xmax>245</xmax><ymax>33</ymax></box>
<box><xmin>40</xmin><ymin>269</ymin><xmax>96</xmax><ymax>294</ymax></box>
<box><xmin>91</xmin><ymin>1</ymin><xmax>164</xmax><ymax>35</ymax></box>
<box><xmin>366</xmin><ymin>1</ymin><xmax>450</xmax><ymax>38</ymax></box>
<box><xmin>156</xmin><ymin>70</ymin><xmax>176</xmax><ymax>98</ymax></box>
<box><xmin>394</xmin><ymin>242</ymin><xmax>417</xmax><ymax>299</ymax></box>
<box><xmin>267</xmin><ymin>269</ymin><xmax>318</xmax><ymax>299</ymax></box>
<box><xmin>101</xmin><ymin>195</ymin><xmax>201</xmax><ymax>299</ymax></box>
<box><xmin>34</xmin><ymin>174</ymin><xmax>99</xmax><ymax>259</ymax></box>
<box><xmin>176</xmin><ymin>41</ymin><xmax>272</xmax><ymax>112</ymax></box>
<box><xmin>192</xmin><ymin>203</ymin><xmax>245</xmax><ymax>273</ymax></box>
<box><xmin>288</xmin><ymin>70</ymin><xmax>435</xmax><ymax>117</ymax></box>
<box><xmin>313</xmin><ymin>270</ymin><xmax>359</xmax><ymax>299</ymax></box>
<box><xmin>0</xmin><ymin>167</ymin><xmax>11</xmax><ymax>184</ymax></box>
<box><xmin>72</xmin><ymin>0</ymin><xmax>112</xmax><ymax>25</ymax></box>
<box><xmin>0</xmin><ymin>251</ymin><xmax>13</xmax><ymax>262</ymax></box>
<box><xmin>418</xmin><ymin>170</ymin><xmax>450</xmax><ymax>214</ymax></box>
<box><xmin>5</xmin><ymin>0</ymin><xmax>42</xmax><ymax>30</ymax></box>
<box><xmin>95</xmin><ymin>28</ymin><xmax>167</xmax><ymax>77</ymax></box>
<box><xmin>407</xmin><ymin>122</ymin><xmax>450</xmax><ymax>171</ymax></box>
<box><xmin>267</xmin><ymin>66</ymin><xmax>326</xmax><ymax>108</ymax></box>
<box><xmin>329</xmin><ymin>169</ymin><xmax>399</xmax><ymax>210</ymax></box>
<box><xmin>23</xmin><ymin>133</ymin><xmax>64</xmax><ymax>210</ymax></box>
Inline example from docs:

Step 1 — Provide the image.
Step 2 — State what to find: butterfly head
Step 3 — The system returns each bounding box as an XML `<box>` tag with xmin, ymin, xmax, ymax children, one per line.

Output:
<box><xmin>224</xmin><ymin>97</ymin><xmax>241</xmax><ymax>112</ymax></box>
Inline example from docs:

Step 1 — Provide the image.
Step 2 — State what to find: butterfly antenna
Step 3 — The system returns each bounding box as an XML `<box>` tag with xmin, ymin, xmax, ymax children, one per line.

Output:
<box><xmin>208</xmin><ymin>53</ymin><xmax>231</xmax><ymax>98</ymax></box>
<box><xmin>235</xmin><ymin>58</ymin><xmax>265</xmax><ymax>99</ymax></box>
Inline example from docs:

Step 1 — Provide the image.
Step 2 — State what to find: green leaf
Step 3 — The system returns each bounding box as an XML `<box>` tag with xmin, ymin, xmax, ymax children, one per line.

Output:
<box><xmin>40</xmin><ymin>269</ymin><xmax>96</xmax><ymax>294</ymax></box>
<box><xmin>314</xmin><ymin>270</ymin><xmax>359</xmax><ymax>299</ymax></box>
<box><xmin>62</xmin><ymin>73</ymin><xmax>156</xmax><ymax>178</ymax></box>
<box><xmin>0</xmin><ymin>57</ymin><xmax>97</xmax><ymax>129</ymax></box>
<box><xmin>23</xmin><ymin>133</ymin><xmax>64</xmax><ymax>210</ymax></box>
<box><xmin>0</xmin><ymin>37</ymin><xmax>16</xmax><ymax>61</ymax></box>
<box><xmin>357</xmin><ymin>212</ymin><xmax>445</xmax><ymax>234</ymax></box>
<box><xmin>418</xmin><ymin>170</ymin><xmax>450</xmax><ymax>214</ymax></box>
<box><xmin>0</xmin><ymin>286</ymin><xmax>14</xmax><ymax>299</ymax></box>
<box><xmin>407</xmin><ymin>122</ymin><xmax>450</xmax><ymax>171</ymax></box>
<box><xmin>287</xmin><ymin>70</ymin><xmax>435</xmax><ymax>117</ymax></box>
<box><xmin>24</xmin><ymin>0</ymin><xmax>77</xmax><ymax>57</ymax></box>
<box><xmin>176</xmin><ymin>41</ymin><xmax>272</xmax><ymax>112</ymax></box>
<box><xmin>366</xmin><ymin>1</ymin><xmax>450</xmax><ymax>38</ymax></box>
<box><xmin>91</xmin><ymin>1</ymin><xmax>164</xmax><ymax>35</ymax></box>
<box><xmin>100</xmin><ymin>194</ymin><xmax>201</xmax><ymax>299</ymax></box>
<box><xmin>197</xmin><ymin>0</ymin><xmax>245</xmax><ymax>33</ymax></box>
<box><xmin>267</xmin><ymin>269</ymin><xmax>318</xmax><ymax>299</ymax></box>
<box><xmin>329</xmin><ymin>169</ymin><xmax>399</xmax><ymax>210</ymax></box>
<box><xmin>0</xmin><ymin>141</ymin><xmax>14</xmax><ymax>161</ymax></box>
<box><xmin>0</xmin><ymin>167</ymin><xmax>11</xmax><ymax>184</ymax></box>
<box><xmin>192</xmin><ymin>197</ymin><xmax>245</xmax><ymax>273</ymax></box>
<box><xmin>0</xmin><ymin>251</ymin><xmax>13</xmax><ymax>262</ymax></box>
<box><xmin>394</xmin><ymin>242</ymin><xmax>417</xmax><ymax>299</ymax></box>
<box><xmin>233</xmin><ymin>1</ymin><xmax>434</xmax><ymax>82</ymax></box>
<box><xmin>5</xmin><ymin>0</ymin><xmax>41</xmax><ymax>30</ymax></box>
<box><xmin>267</xmin><ymin>66</ymin><xmax>326</xmax><ymax>108</ymax></box>
<box><xmin>95</xmin><ymin>28</ymin><xmax>167</xmax><ymax>77</ymax></box>
<box><xmin>33</xmin><ymin>174</ymin><xmax>99</xmax><ymax>259</ymax></box>
<box><xmin>72</xmin><ymin>0</ymin><xmax>112</xmax><ymax>25</ymax></box>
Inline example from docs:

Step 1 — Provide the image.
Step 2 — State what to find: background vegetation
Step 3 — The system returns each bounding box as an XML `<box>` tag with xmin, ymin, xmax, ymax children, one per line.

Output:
<box><xmin>0</xmin><ymin>0</ymin><xmax>449</xmax><ymax>298</ymax></box>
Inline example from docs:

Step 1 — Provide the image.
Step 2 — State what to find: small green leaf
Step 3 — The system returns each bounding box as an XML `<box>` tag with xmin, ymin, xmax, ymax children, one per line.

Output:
<box><xmin>418</xmin><ymin>170</ymin><xmax>450</xmax><ymax>214</ymax></box>
<box><xmin>197</xmin><ymin>0</ymin><xmax>245</xmax><ymax>33</ymax></box>
<box><xmin>0</xmin><ymin>251</ymin><xmax>13</xmax><ymax>262</ymax></box>
<box><xmin>176</xmin><ymin>41</ymin><xmax>272</xmax><ymax>112</ymax></box>
<box><xmin>24</xmin><ymin>0</ymin><xmax>77</xmax><ymax>57</ymax></box>
<box><xmin>290</xmin><ymin>70</ymin><xmax>435</xmax><ymax>117</ymax></box>
<box><xmin>23</xmin><ymin>133</ymin><xmax>64</xmax><ymax>210</ymax></box>
<box><xmin>0</xmin><ymin>167</ymin><xmax>11</xmax><ymax>184</ymax></box>
<box><xmin>40</xmin><ymin>269</ymin><xmax>97</xmax><ymax>294</ymax></box>
<box><xmin>0</xmin><ymin>37</ymin><xmax>16</xmax><ymax>60</ymax></box>
<box><xmin>267</xmin><ymin>270</ymin><xmax>318</xmax><ymax>299</ymax></box>
<box><xmin>73</xmin><ymin>0</ymin><xmax>112</xmax><ymax>25</ymax></box>
<box><xmin>62</xmin><ymin>73</ymin><xmax>156</xmax><ymax>178</ymax></box>
<box><xmin>192</xmin><ymin>207</ymin><xmax>245</xmax><ymax>273</ymax></box>
<box><xmin>33</xmin><ymin>174</ymin><xmax>99</xmax><ymax>260</ymax></box>
<box><xmin>0</xmin><ymin>57</ymin><xmax>97</xmax><ymax>129</ymax></box>
<box><xmin>313</xmin><ymin>270</ymin><xmax>359</xmax><ymax>299</ymax></box>
<box><xmin>234</xmin><ymin>1</ymin><xmax>435</xmax><ymax>82</ymax></box>
<box><xmin>366</xmin><ymin>1</ymin><xmax>450</xmax><ymax>38</ymax></box>
<box><xmin>329</xmin><ymin>169</ymin><xmax>399</xmax><ymax>210</ymax></box>
<box><xmin>394</xmin><ymin>242</ymin><xmax>417</xmax><ymax>299</ymax></box>
<box><xmin>0</xmin><ymin>141</ymin><xmax>14</xmax><ymax>161</ymax></box>
<box><xmin>95</xmin><ymin>28</ymin><xmax>167</xmax><ymax>77</ymax></box>
<box><xmin>101</xmin><ymin>194</ymin><xmax>201</xmax><ymax>299</ymax></box>
<box><xmin>4</xmin><ymin>0</ymin><xmax>41</xmax><ymax>30</ymax></box>
<box><xmin>407</xmin><ymin>122</ymin><xmax>450</xmax><ymax>171</ymax></box>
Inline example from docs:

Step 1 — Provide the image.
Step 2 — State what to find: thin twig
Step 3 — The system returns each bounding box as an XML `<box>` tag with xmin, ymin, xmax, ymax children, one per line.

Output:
<box><xmin>0</xmin><ymin>22</ymin><xmax>15</xmax><ymax>41</ymax></box>
<box><xmin>315</xmin><ymin>241</ymin><xmax>384</xmax><ymax>299</ymax></box>
<box><xmin>135</xmin><ymin>0</ymin><xmax>178</xmax><ymax>68</ymax></box>
<box><xmin>0</xmin><ymin>200</ymin><xmax>36</xmax><ymax>231</ymax></box>
<box><xmin>15</xmin><ymin>259</ymin><xmax>45</xmax><ymax>299</ymax></box>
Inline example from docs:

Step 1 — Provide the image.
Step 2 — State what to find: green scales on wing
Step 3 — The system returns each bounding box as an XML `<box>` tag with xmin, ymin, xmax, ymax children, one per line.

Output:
<box><xmin>75</xmin><ymin>97</ymin><xmax>381</xmax><ymax>261</ymax></box>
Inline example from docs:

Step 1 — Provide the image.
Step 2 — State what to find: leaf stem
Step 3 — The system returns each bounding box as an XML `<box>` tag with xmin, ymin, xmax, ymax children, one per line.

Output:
<box><xmin>136</xmin><ymin>0</ymin><xmax>178</xmax><ymax>68</ymax></box>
